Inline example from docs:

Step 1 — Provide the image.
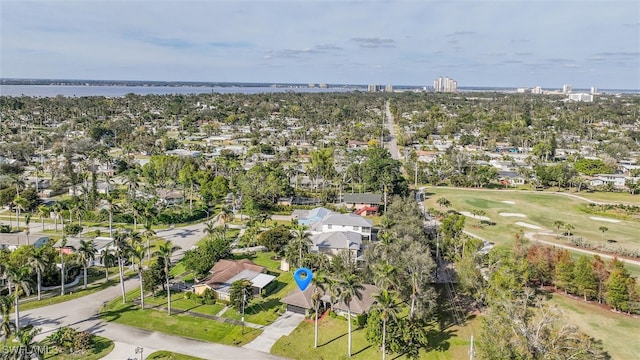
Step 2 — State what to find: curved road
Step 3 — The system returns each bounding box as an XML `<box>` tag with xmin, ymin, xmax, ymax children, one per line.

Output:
<box><xmin>19</xmin><ymin>222</ymin><xmax>285</xmax><ymax>360</ymax></box>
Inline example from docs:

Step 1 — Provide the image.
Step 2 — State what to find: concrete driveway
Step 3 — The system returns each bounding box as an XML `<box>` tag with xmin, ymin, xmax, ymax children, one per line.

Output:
<box><xmin>243</xmin><ymin>311</ymin><xmax>304</xmax><ymax>353</ymax></box>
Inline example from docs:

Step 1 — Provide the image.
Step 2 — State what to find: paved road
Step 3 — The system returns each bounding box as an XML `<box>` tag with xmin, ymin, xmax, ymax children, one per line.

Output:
<box><xmin>19</xmin><ymin>222</ymin><xmax>287</xmax><ymax>360</ymax></box>
<box><xmin>384</xmin><ymin>100</ymin><xmax>400</xmax><ymax>160</ymax></box>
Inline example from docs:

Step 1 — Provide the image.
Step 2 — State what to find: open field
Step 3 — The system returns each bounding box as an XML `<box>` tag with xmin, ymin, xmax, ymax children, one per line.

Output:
<box><xmin>423</xmin><ymin>187</ymin><xmax>640</xmax><ymax>253</ymax></box>
<box><xmin>549</xmin><ymin>293</ymin><xmax>640</xmax><ymax>360</ymax></box>
<box><xmin>272</xmin><ymin>315</ymin><xmax>480</xmax><ymax>360</ymax></box>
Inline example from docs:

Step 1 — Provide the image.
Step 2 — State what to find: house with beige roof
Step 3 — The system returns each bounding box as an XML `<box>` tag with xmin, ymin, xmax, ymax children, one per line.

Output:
<box><xmin>193</xmin><ymin>259</ymin><xmax>276</xmax><ymax>301</ymax></box>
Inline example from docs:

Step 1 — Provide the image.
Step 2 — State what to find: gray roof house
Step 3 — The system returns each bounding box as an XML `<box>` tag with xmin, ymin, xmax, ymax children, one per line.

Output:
<box><xmin>341</xmin><ymin>193</ymin><xmax>382</xmax><ymax>209</ymax></box>
<box><xmin>281</xmin><ymin>284</ymin><xmax>379</xmax><ymax>316</ymax></box>
<box><xmin>310</xmin><ymin>213</ymin><xmax>374</xmax><ymax>240</ymax></box>
<box><xmin>310</xmin><ymin>231</ymin><xmax>362</xmax><ymax>260</ymax></box>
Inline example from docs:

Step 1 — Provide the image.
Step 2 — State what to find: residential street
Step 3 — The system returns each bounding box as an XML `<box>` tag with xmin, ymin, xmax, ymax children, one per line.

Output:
<box><xmin>384</xmin><ymin>100</ymin><xmax>400</xmax><ymax>160</ymax></box>
<box><xmin>18</xmin><ymin>222</ymin><xmax>287</xmax><ymax>360</ymax></box>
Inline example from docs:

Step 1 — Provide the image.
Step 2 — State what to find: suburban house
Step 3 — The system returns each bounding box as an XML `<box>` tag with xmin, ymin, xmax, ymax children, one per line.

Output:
<box><xmin>341</xmin><ymin>193</ymin><xmax>382</xmax><ymax>211</ymax></box>
<box><xmin>292</xmin><ymin>207</ymin><xmax>333</xmax><ymax>226</ymax></box>
<box><xmin>192</xmin><ymin>259</ymin><xmax>276</xmax><ymax>301</ymax></box>
<box><xmin>68</xmin><ymin>181</ymin><xmax>114</xmax><ymax>196</ymax></box>
<box><xmin>589</xmin><ymin>174</ymin><xmax>637</xmax><ymax>189</ymax></box>
<box><xmin>309</xmin><ymin>213</ymin><xmax>374</xmax><ymax>241</ymax></box>
<box><xmin>310</xmin><ymin>231</ymin><xmax>362</xmax><ymax>261</ymax></box>
<box><xmin>281</xmin><ymin>283</ymin><xmax>379</xmax><ymax>316</ymax></box>
<box><xmin>497</xmin><ymin>170</ymin><xmax>526</xmax><ymax>187</ymax></box>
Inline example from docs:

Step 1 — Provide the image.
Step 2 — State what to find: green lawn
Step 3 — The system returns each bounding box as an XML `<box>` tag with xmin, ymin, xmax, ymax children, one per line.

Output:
<box><xmin>576</xmin><ymin>191</ymin><xmax>640</xmax><ymax>206</ymax></box>
<box><xmin>44</xmin><ymin>335</ymin><xmax>114</xmax><ymax>360</ymax></box>
<box><xmin>272</xmin><ymin>315</ymin><xmax>480</xmax><ymax>360</ymax></box>
<box><xmin>20</xmin><ymin>277</ymin><xmax>131</xmax><ymax>311</ymax></box>
<box><xmin>143</xmin><ymin>291</ymin><xmax>227</xmax><ymax>316</ymax></box>
<box><xmin>101</xmin><ymin>293</ymin><xmax>261</xmax><ymax>346</ymax></box>
<box><xmin>423</xmin><ymin>187</ymin><xmax>640</xmax><ymax>252</ymax></box>
<box><xmin>549</xmin><ymin>293</ymin><xmax>640</xmax><ymax>360</ymax></box>
<box><xmin>147</xmin><ymin>351</ymin><xmax>205</xmax><ymax>360</ymax></box>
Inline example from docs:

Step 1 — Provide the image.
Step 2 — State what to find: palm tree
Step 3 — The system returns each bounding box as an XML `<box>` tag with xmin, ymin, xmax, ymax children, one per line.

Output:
<box><xmin>132</xmin><ymin>244</ymin><xmax>147</xmax><ymax>309</ymax></box>
<box><xmin>78</xmin><ymin>240</ymin><xmax>97</xmax><ymax>290</ymax></box>
<box><xmin>553</xmin><ymin>220</ymin><xmax>565</xmax><ymax>238</ymax></box>
<box><xmin>142</xmin><ymin>223</ymin><xmax>156</xmax><ymax>264</ymax></box>
<box><xmin>27</xmin><ymin>246</ymin><xmax>49</xmax><ymax>301</ymax></box>
<box><xmin>311</xmin><ymin>270</ymin><xmax>327</xmax><ymax>348</ymax></box>
<box><xmin>37</xmin><ymin>205</ymin><xmax>50</xmax><ymax>232</ymax></box>
<box><xmin>24</xmin><ymin>214</ymin><xmax>31</xmax><ymax>245</ymax></box>
<box><xmin>112</xmin><ymin>232</ymin><xmax>132</xmax><ymax>303</ymax></box>
<box><xmin>105</xmin><ymin>196</ymin><xmax>117</xmax><ymax>238</ymax></box>
<box><xmin>102</xmin><ymin>252</ymin><xmax>117</xmax><ymax>281</ymax></box>
<box><xmin>153</xmin><ymin>240</ymin><xmax>181</xmax><ymax>315</ymax></box>
<box><xmin>372</xmin><ymin>262</ymin><xmax>396</xmax><ymax>291</ymax></box>
<box><xmin>288</xmin><ymin>226</ymin><xmax>311</xmax><ymax>268</ymax></box>
<box><xmin>338</xmin><ymin>272</ymin><xmax>364</xmax><ymax>357</ymax></box>
<box><xmin>6</xmin><ymin>265</ymin><xmax>33</xmax><ymax>330</ymax></box>
<box><xmin>0</xmin><ymin>295</ymin><xmax>15</xmax><ymax>347</ymax></box>
<box><xmin>372</xmin><ymin>290</ymin><xmax>400</xmax><ymax>360</ymax></box>
<box><xmin>203</xmin><ymin>221</ymin><xmax>217</xmax><ymax>239</ymax></box>
<box><xmin>59</xmin><ymin>237</ymin><xmax>68</xmax><ymax>296</ymax></box>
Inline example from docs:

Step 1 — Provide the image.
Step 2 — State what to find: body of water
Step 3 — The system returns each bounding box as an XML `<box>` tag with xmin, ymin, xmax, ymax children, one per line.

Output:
<box><xmin>0</xmin><ymin>84</ymin><xmax>357</xmax><ymax>97</ymax></box>
<box><xmin>0</xmin><ymin>84</ymin><xmax>637</xmax><ymax>97</ymax></box>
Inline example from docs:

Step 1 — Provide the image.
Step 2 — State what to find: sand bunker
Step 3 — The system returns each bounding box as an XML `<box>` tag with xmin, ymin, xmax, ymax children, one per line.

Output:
<box><xmin>515</xmin><ymin>222</ymin><xmax>542</xmax><ymax>230</ymax></box>
<box><xmin>501</xmin><ymin>201</ymin><xmax>516</xmax><ymax>204</ymax></box>
<box><xmin>499</xmin><ymin>213</ymin><xmax>526</xmax><ymax>218</ymax></box>
<box><xmin>590</xmin><ymin>216</ymin><xmax>621</xmax><ymax>223</ymax></box>
<box><xmin>459</xmin><ymin>211</ymin><xmax>490</xmax><ymax>221</ymax></box>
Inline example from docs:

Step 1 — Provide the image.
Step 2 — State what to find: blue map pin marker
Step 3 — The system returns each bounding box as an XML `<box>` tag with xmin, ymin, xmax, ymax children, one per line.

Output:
<box><xmin>293</xmin><ymin>267</ymin><xmax>313</xmax><ymax>291</ymax></box>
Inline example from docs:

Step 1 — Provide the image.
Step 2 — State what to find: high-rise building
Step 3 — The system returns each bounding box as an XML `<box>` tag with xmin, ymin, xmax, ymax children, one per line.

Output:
<box><xmin>385</xmin><ymin>84</ymin><xmax>393</xmax><ymax>93</ymax></box>
<box><xmin>433</xmin><ymin>76</ymin><xmax>457</xmax><ymax>92</ymax></box>
<box><xmin>532</xmin><ymin>86</ymin><xmax>543</xmax><ymax>94</ymax></box>
<box><xmin>590</xmin><ymin>86</ymin><xmax>597</xmax><ymax>94</ymax></box>
<box><xmin>562</xmin><ymin>84</ymin><xmax>572</xmax><ymax>94</ymax></box>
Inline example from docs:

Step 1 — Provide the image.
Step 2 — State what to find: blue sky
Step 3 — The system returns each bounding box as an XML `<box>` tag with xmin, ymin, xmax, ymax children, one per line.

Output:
<box><xmin>2</xmin><ymin>0</ymin><xmax>639</xmax><ymax>89</ymax></box>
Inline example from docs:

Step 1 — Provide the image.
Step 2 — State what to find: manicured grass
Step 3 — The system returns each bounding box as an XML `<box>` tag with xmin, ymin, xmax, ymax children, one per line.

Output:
<box><xmin>147</xmin><ymin>351</ymin><xmax>205</xmax><ymax>360</ymax></box>
<box><xmin>20</xmin><ymin>278</ymin><xmax>129</xmax><ymax>311</ymax></box>
<box><xmin>144</xmin><ymin>291</ymin><xmax>227</xmax><ymax>316</ymax></box>
<box><xmin>44</xmin><ymin>335</ymin><xmax>114</xmax><ymax>360</ymax></box>
<box><xmin>549</xmin><ymin>293</ymin><xmax>640</xmax><ymax>360</ymax></box>
<box><xmin>101</xmin><ymin>294</ymin><xmax>261</xmax><ymax>346</ymax></box>
<box><xmin>576</xmin><ymin>191</ymin><xmax>640</xmax><ymax>205</ymax></box>
<box><xmin>423</xmin><ymin>187</ymin><xmax>640</xmax><ymax>252</ymax></box>
<box><xmin>272</xmin><ymin>314</ymin><xmax>481</xmax><ymax>360</ymax></box>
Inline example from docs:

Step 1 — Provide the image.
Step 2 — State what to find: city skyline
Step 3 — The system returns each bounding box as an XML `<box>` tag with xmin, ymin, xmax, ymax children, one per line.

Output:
<box><xmin>1</xmin><ymin>0</ymin><xmax>639</xmax><ymax>89</ymax></box>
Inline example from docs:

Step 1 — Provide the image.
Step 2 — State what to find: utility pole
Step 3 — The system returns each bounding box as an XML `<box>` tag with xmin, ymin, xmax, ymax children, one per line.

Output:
<box><xmin>241</xmin><ymin>289</ymin><xmax>246</xmax><ymax>334</ymax></box>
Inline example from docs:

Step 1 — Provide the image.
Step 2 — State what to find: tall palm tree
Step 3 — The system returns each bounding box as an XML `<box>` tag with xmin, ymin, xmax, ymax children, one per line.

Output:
<box><xmin>288</xmin><ymin>226</ymin><xmax>312</xmax><ymax>268</ymax></box>
<box><xmin>372</xmin><ymin>290</ymin><xmax>400</xmax><ymax>360</ymax></box>
<box><xmin>112</xmin><ymin>232</ymin><xmax>132</xmax><ymax>303</ymax></box>
<box><xmin>102</xmin><ymin>252</ymin><xmax>117</xmax><ymax>281</ymax></box>
<box><xmin>59</xmin><ymin>237</ymin><xmax>67</xmax><ymax>296</ymax></box>
<box><xmin>153</xmin><ymin>240</ymin><xmax>181</xmax><ymax>315</ymax></box>
<box><xmin>339</xmin><ymin>272</ymin><xmax>365</xmax><ymax>357</ymax></box>
<box><xmin>6</xmin><ymin>265</ymin><xmax>33</xmax><ymax>330</ymax></box>
<box><xmin>27</xmin><ymin>246</ymin><xmax>49</xmax><ymax>301</ymax></box>
<box><xmin>203</xmin><ymin>221</ymin><xmax>217</xmax><ymax>239</ymax></box>
<box><xmin>132</xmin><ymin>244</ymin><xmax>147</xmax><ymax>309</ymax></box>
<box><xmin>78</xmin><ymin>240</ymin><xmax>97</xmax><ymax>289</ymax></box>
<box><xmin>0</xmin><ymin>295</ymin><xmax>15</xmax><ymax>347</ymax></box>
<box><xmin>311</xmin><ymin>270</ymin><xmax>327</xmax><ymax>348</ymax></box>
<box><xmin>105</xmin><ymin>196</ymin><xmax>117</xmax><ymax>238</ymax></box>
<box><xmin>37</xmin><ymin>205</ymin><xmax>50</xmax><ymax>232</ymax></box>
<box><xmin>142</xmin><ymin>223</ymin><xmax>156</xmax><ymax>264</ymax></box>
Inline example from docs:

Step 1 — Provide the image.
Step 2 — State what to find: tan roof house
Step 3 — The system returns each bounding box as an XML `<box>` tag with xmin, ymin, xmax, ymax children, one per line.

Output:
<box><xmin>193</xmin><ymin>259</ymin><xmax>276</xmax><ymax>301</ymax></box>
<box><xmin>280</xmin><ymin>283</ymin><xmax>379</xmax><ymax>317</ymax></box>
